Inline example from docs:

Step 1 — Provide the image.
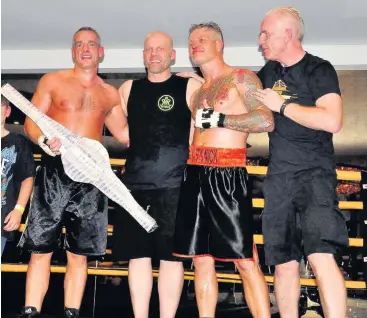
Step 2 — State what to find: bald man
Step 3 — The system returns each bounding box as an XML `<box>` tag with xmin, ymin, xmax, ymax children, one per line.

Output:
<box><xmin>254</xmin><ymin>6</ymin><xmax>347</xmax><ymax>317</ymax></box>
<box><xmin>112</xmin><ymin>32</ymin><xmax>201</xmax><ymax>318</ymax></box>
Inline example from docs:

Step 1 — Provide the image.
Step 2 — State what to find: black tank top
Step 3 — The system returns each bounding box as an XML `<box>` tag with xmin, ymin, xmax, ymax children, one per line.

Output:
<box><xmin>122</xmin><ymin>75</ymin><xmax>191</xmax><ymax>190</ymax></box>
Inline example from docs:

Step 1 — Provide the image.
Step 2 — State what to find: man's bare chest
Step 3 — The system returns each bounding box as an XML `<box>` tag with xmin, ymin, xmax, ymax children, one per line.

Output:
<box><xmin>192</xmin><ymin>80</ymin><xmax>242</xmax><ymax>113</ymax></box>
<box><xmin>53</xmin><ymin>87</ymin><xmax>111</xmax><ymax>113</ymax></box>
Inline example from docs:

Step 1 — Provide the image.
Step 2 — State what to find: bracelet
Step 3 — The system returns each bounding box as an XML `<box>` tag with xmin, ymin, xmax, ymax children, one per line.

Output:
<box><xmin>280</xmin><ymin>101</ymin><xmax>290</xmax><ymax>116</ymax></box>
<box><xmin>15</xmin><ymin>204</ymin><xmax>25</xmax><ymax>213</ymax></box>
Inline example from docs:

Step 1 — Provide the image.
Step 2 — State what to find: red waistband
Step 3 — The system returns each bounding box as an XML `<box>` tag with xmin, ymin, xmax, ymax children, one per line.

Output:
<box><xmin>187</xmin><ymin>145</ymin><xmax>247</xmax><ymax>167</ymax></box>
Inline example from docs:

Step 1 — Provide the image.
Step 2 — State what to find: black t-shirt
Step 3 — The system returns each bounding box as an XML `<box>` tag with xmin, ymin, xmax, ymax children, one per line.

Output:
<box><xmin>257</xmin><ymin>52</ymin><xmax>341</xmax><ymax>174</ymax></box>
<box><xmin>122</xmin><ymin>75</ymin><xmax>191</xmax><ymax>190</ymax></box>
<box><xmin>1</xmin><ymin>133</ymin><xmax>36</xmax><ymax>239</ymax></box>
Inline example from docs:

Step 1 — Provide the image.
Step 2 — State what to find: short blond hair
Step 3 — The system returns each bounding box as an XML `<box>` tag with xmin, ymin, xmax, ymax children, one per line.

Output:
<box><xmin>267</xmin><ymin>6</ymin><xmax>304</xmax><ymax>41</ymax></box>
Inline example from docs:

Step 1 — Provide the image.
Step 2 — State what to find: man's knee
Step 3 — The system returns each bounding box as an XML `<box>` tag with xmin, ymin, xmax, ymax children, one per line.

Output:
<box><xmin>193</xmin><ymin>256</ymin><xmax>215</xmax><ymax>274</ymax></box>
<box><xmin>29</xmin><ymin>252</ymin><xmax>53</xmax><ymax>265</ymax></box>
<box><xmin>66</xmin><ymin>251</ymin><xmax>87</xmax><ymax>267</ymax></box>
<box><xmin>275</xmin><ymin>260</ymin><xmax>299</xmax><ymax>278</ymax></box>
<box><xmin>235</xmin><ymin>259</ymin><xmax>259</xmax><ymax>277</ymax></box>
<box><xmin>307</xmin><ymin>253</ymin><xmax>336</xmax><ymax>277</ymax></box>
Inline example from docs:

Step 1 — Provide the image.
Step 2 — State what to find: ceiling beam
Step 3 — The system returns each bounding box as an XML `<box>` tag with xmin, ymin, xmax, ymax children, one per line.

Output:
<box><xmin>2</xmin><ymin>44</ymin><xmax>367</xmax><ymax>73</ymax></box>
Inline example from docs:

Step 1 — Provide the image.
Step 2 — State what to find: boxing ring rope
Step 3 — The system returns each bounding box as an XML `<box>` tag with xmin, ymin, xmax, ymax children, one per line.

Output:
<box><xmin>1</xmin><ymin>158</ymin><xmax>366</xmax><ymax>290</ymax></box>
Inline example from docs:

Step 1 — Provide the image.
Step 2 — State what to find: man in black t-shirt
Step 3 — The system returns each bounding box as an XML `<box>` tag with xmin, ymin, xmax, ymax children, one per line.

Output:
<box><xmin>1</xmin><ymin>96</ymin><xmax>35</xmax><ymax>257</ymax></box>
<box><xmin>254</xmin><ymin>6</ymin><xmax>348</xmax><ymax>317</ymax></box>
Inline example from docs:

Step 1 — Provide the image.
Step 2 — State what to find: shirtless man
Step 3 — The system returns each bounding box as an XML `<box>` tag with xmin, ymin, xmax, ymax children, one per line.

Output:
<box><xmin>17</xmin><ymin>27</ymin><xmax>128</xmax><ymax>318</ymax></box>
<box><xmin>172</xmin><ymin>22</ymin><xmax>273</xmax><ymax>318</ymax></box>
<box><xmin>113</xmin><ymin>32</ymin><xmax>201</xmax><ymax>318</ymax></box>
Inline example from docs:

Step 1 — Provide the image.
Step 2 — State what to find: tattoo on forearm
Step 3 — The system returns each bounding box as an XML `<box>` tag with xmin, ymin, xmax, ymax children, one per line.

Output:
<box><xmin>224</xmin><ymin>108</ymin><xmax>274</xmax><ymax>133</ymax></box>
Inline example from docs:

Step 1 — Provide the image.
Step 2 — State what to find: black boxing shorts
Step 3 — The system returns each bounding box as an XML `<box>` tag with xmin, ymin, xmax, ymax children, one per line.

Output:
<box><xmin>173</xmin><ymin>145</ymin><xmax>256</xmax><ymax>261</ymax></box>
<box><xmin>18</xmin><ymin>155</ymin><xmax>108</xmax><ymax>256</ymax></box>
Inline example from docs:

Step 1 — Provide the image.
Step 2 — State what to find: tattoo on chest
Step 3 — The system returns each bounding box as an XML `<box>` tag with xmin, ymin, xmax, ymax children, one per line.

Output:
<box><xmin>192</xmin><ymin>73</ymin><xmax>236</xmax><ymax>133</ymax></box>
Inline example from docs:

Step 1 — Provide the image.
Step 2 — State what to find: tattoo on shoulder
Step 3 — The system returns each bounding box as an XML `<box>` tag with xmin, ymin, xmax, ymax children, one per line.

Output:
<box><xmin>235</xmin><ymin>69</ymin><xmax>263</xmax><ymax>110</ymax></box>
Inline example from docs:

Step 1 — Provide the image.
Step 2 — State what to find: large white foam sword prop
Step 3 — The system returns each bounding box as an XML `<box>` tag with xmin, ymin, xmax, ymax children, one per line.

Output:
<box><xmin>1</xmin><ymin>83</ymin><xmax>158</xmax><ymax>233</ymax></box>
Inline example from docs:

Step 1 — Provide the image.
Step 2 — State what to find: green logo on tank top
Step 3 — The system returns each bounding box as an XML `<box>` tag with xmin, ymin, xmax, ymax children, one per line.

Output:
<box><xmin>157</xmin><ymin>95</ymin><xmax>174</xmax><ymax>111</ymax></box>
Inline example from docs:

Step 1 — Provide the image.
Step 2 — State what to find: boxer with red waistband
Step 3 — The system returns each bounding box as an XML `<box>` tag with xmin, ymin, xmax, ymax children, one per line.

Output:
<box><xmin>172</xmin><ymin>22</ymin><xmax>274</xmax><ymax>318</ymax></box>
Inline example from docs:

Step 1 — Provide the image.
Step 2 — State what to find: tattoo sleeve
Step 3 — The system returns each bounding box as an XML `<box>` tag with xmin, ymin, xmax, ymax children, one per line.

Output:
<box><xmin>223</xmin><ymin>70</ymin><xmax>274</xmax><ymax>133</ymax></box>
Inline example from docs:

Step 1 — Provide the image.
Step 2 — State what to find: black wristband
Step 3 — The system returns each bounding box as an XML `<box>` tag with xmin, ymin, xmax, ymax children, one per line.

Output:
<box><xmin>218</xmin><ymin>113</ymin><xmax>226</xmax><ymax>127</ymax></box>
<box><xmin>280</xmin><ymin>101</ymin><xmax>289</xmax><ymax>116</ymax></box>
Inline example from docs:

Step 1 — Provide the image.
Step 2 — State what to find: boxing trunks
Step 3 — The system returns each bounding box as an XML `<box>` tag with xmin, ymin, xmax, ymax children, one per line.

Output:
<box><xmin>18</xmin><ymin>155</ymin><xmax>108</xmax><ymax>256</ymax></box>
<box><xmin>173</xmin><ymin>145</ymin><xmax>255</xmax><ymax>261</ymax></box>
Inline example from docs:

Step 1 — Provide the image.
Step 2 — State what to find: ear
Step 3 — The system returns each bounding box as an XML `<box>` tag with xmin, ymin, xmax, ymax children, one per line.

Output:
<box><xmin>284</xmin><ymin>28</ymin><xmax>292</xmax><ymax>43</ymax></box>
<box><xmin>71</xmin><ymin>48</ymin><xmax>76</xmax><ymax>62</ymax></box>
<box><xmin>216</xmin><ymin>40</ymin><xmax>224</xmax><ymax>52</ymax></box>
<box><xmin>171</xmin><ymin>49</ymin><xmax>176</xmax><ymax>61</ymax></box>
<box><xmin>99</xmin><ymin>46</ymin><xmax>105</xmax><ymax>60</ymax></box>
<box><xmin>6</xmin><ymin>106</ymin><xmax>11</xmax><ymax>118</ymax></box>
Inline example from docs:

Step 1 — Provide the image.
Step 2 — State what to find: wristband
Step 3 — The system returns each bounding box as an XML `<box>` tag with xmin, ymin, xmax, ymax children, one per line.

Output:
<box><xmin>280</xmin><ymin>101</ymin><xmax>290</xmax><ymax>116</ymax></box>
<box><xmin>218</xmin><ymin>113</ymin><xmax>226</xmax><ymax>127</ymax></box>
<box><xmin>15</xmin><ymin>204</ymin><xmax>25</xmax><ymax>213</ymax></box>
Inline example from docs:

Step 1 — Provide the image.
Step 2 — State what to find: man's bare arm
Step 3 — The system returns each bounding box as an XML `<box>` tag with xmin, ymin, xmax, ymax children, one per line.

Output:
<box><xmin>224</xmin><ymin>70</ymin><xmax>274</xmax><ymax>133</ymax></box>
<box><xmin>24</xmin><ymin>73</ymin><xmax>53</xmax><ymax>143</ymax></box>
<box><xmin>104</xmin><ymin>86</ymin><xmax>129</xmax><ymax>146</ymax></box>
<box><xmin>195</xmin><ymin>70</ymin><xmax>274</xmax><ymax>133</ymax></box>
<box><xmin>186</xmin><ymin>78</ymin><xmax>202</xmax><ymax>111</ymax></box>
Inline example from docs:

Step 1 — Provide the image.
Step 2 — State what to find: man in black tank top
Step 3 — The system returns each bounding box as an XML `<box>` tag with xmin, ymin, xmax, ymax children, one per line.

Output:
<box><xmin>254</xmin><ymin>6</ymin><xmax>348</xmax><ymax>317</ymax></box>
<box><xmin>112</xmin><ymin>32</ymin><xmax>202</xmax><ymax>318</ymax></box>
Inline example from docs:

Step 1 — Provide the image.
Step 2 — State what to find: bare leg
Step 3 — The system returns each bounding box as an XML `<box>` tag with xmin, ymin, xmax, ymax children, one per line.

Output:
<box><xmin>193</xmin><ymin>257</ymin><xmax>218</xmax><ymax>318</ymax></box>
<box><xmin>128</xmin><ymin>257</ymin><xmax>153</xmax><ymax>318</ymax></box>
<box><xmin>308</xmin><ymin>253</ymin><xmax>346</xmax><ymax>318</ymax></box>
<box><xmin>64</xmin><ymin>251</ymin><xmax>88</xmax><ymax>309</ymax></box>
<box><xmin>274</xmin><ymin>261</ymin><xmax>300</xmax><ymax>318</ymax></box>
<box><xmin>25</xmin><ymin>252</ymin><xmax>53</xmax><ymax>311</ymax></box>
<box><xmin>158</xmin><ymin>260</ymin><xmax>184</xmax><ymax>318</ymax></box>
<box><xmin>235</xmin><ymin>256</ymin><xmax>270</xmax><ymax>317</ymax></box>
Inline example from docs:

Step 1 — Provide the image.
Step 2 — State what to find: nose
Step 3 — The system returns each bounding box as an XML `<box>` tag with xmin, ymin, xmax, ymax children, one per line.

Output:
<box><xmin>82</xmin><ymin>43</ymin><xmax>90</xmax><ymax>52</ymax></box>
<box><xmin>258</xmin><ymin>34</ymin><xmax>265</xmax><ymax>46</ymax></box>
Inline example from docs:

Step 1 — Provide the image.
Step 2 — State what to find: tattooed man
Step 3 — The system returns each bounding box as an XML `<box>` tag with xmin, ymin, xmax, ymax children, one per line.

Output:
<box><xmin>18</xmin><ymin>27</ymin><xmax>128</xmax><ymax>318</ymax></box>
<box><xmin>173</xmin><ymin>22</ymin><xmax>273</xmax><ymax>318</ymax></box>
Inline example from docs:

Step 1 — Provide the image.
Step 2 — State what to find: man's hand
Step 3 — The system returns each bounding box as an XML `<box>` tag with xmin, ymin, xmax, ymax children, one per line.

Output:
<box><xmin>3</xmin><ymin>209</ymin><xmax>22</xmax><ymax>232</ymax></box>
<box><xmin>38</xmin><ymin>136</ymin><xmax>62</xmax><ymax>156</ymax></box>
<box><xmin>177</xmin><ymin>72</ymin><xmax>205</xmax><ymax>83</ymax></box>
<box><xmin>255</xmin><ymin>88</ymin><xmax>285</xmax><ymax>113</ymax></box>
<box><xmin>195</xmin><ymin>108</ymin><xmax>226</xmax><ymax>129</ymax></box>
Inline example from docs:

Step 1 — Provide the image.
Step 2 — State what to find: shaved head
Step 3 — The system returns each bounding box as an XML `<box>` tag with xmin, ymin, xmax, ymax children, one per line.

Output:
<box><xmin>144</xmin><ymin>32</ymin><xmax>173</xmax><ymax>49</ymax></box>
<box><xmin>143</xmin><ymin>31</ymin><xmax>175</xmax><ymax>74</ymax></box>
